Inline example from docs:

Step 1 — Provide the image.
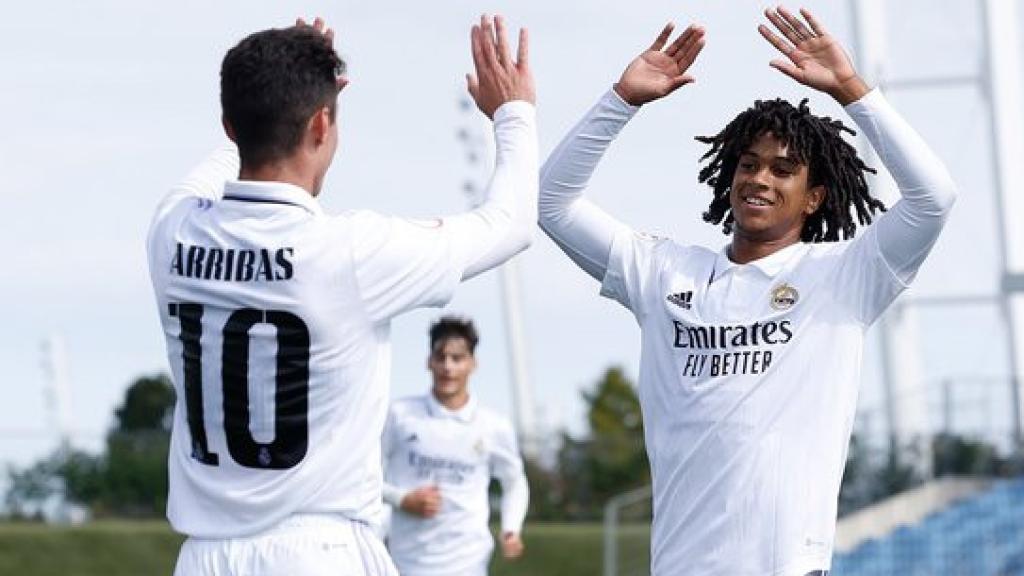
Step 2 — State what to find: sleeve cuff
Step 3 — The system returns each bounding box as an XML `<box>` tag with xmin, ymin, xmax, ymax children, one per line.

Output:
<box><xmin>493</xmin><ymin>100</ymin><xmax>537</xmax><ymax>124</ymax></box>
<box><xmin>501</xmin><ymin>522</ymin><xmax>524</xmax><ymax>535</ymax></box>
<box><xmin>843</xmin><ymin>86</ymin><xmax>885</xmax><ymax>116</ymax></box>
<box><xmin>382</xmin><ymin>484</ymin><xmax>409</xmax><ymax>508</ymax></box>
<box><xmin>605</xmin><ymin>87</ymin><xmax>642</xmax><ymax>115</ymax></box>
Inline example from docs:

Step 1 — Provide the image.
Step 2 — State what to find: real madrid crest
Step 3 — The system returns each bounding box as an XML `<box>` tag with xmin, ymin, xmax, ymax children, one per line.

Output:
<box><xmin>770</xmin><ymin>283</ymin><xmax>799</xmax><ymax>311</ymax></box>
<box><xmin>473</xmin><ymin>438</ymin><xmax>486</xmax><ymax>456</ymax></box>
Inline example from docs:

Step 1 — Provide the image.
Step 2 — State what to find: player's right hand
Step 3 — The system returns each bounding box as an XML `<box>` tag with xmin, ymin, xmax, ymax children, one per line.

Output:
<box><xmin>466</xmin><ymin>14</ymin><xmax>535</xmax><ymax>119</ymax></box>
<box><xmin>501</xmin><ymin>532</ymin><xmax>525</xmax><ymax>559</ymax></box>
<box><xmin>294</xmin><ymin>16</ymin><xmax>349</xmax><ymax>91</ymax></box>
<box><xmin>613</xmin><ymin>22</ymin><xmax>705</xmax><ymax>106</ymax></box>
<box><xmin>400</xmin><ymin>485</ymin><xmax>442</xmax><ymax>518</ymax></box>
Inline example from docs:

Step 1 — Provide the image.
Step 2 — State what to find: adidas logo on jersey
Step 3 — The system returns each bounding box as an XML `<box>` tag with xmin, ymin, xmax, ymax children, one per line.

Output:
<box><xmin>406</xmin><ymin>433</ymin><xmax>419</xmax><ymax>443</ymax></box>
<box><xmin>666</xmin><ymin>291</ymin><xmax>694</xmax><ymax>310</ymax></box>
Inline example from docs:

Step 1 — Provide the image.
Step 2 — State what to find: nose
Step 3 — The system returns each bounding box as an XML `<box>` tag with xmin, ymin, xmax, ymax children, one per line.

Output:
<box><xmin>750</xmin><ymin>165</ymin><xmax>772</xmax><ymax>188</ymax></box>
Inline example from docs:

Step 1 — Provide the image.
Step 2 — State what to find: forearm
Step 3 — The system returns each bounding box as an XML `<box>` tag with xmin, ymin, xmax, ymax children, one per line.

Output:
<box><xmin>846</xmin><ymin>89</ymin><xmax>957</xmax><ymax>279</ymax></box>
<box><xmin>382</xmin><ymin>482</ymin><xmax>409</xmax><ymax>508</ymax></box>
<box><xmin>446</xmin><ymin>101</ymin><xmax>538</xmax><ymax>280</ymax></box>
<box><xmin>499</xmin><ymin>473</ymin><xmax>529</xmax><ymax>534</ymax></box>
<box><xmin>539</xmin><ymin>89</ymin><xmax>637</xmax><ymax>281</ymax></box>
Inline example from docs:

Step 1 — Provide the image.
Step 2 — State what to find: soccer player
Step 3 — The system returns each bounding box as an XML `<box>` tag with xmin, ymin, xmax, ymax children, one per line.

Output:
<box><xmin>146</xmin><ymin>15</ymin><xmax>536</xmax><ymax>576</ymax></box>
<box><xmin>539</xmin><ymin>6</ymin><xmax>955</xmax><ymax>576</ymax></box>
<box><xmin>381</xmin><ymin>317</ymin><xmax>528</xmax><ymax>576</ymax></box>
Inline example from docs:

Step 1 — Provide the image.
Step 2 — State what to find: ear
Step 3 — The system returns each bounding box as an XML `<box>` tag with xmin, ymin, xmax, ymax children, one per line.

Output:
<box><xmin>307</xmin><ymin>106</ymin><xmax>332</xmax><ymax>147</ymax></box>
<box><xmin>221</xmin><ymin>116</ymin><xmax>237</xmax><ymax>143</ymax></box>
<box><xmin>805</xmin><ymin>185</ymin><xmax>826</xmax><ymax>215</ymax></box>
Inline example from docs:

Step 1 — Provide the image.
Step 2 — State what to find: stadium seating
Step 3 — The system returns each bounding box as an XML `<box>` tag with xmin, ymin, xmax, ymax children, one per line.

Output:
<box><xmin>831</xmin><ymin>478</ymin><xmax>1024</xmax><ymax>575</ymax></box>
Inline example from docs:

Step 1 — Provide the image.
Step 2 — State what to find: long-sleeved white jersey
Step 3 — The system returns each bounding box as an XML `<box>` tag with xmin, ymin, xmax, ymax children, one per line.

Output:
<box><xmin>539</xmin><ymin>88</ymin><xmax>956</xmax><ymax>576</ymax></box>
<box><xmin>147</xmin><ymin>101</ymin><xmax>536</xmax><ymax>539</ymax></box>
<box><xmin>382</xmin><ymin>394</ymin><xmax>528</xmax><ymax>576</ymax></box>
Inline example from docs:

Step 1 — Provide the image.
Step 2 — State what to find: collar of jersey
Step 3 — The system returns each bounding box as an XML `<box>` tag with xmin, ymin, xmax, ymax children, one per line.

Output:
<box><xmin>713</xmin><ymin>241</ymin><xmax>806</xmax><ymax>280</ymax></box>
<box><xmin>425</xmin><ymin>393</ymin><xmax>477</xmax><ymax>423</ymax></box>
<box><xmin>223</xmin><ymin>180</ymin><xmax>323</xmax><ymax>215</ymax></box>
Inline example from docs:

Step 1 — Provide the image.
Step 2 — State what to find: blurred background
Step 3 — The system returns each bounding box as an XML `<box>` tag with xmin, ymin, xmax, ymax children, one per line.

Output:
<box><xmin>1</xmin><ymin>0</ymin><xmax>1022</xmax><ymax>574</ymax></box>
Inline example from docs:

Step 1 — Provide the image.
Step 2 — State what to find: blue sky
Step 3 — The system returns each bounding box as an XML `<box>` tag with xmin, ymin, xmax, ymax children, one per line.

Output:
<box><xmin>1</xmin><ymin>0</ymin><xmax>1019</xmax><ymax>469</ymax></box>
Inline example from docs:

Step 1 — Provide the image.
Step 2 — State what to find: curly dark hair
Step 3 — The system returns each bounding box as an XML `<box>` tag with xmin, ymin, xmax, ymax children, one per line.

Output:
<box><xmin>429</xmin><ymin>316</ymin><xmax>479</xmax><ymax>354</ymax></box>
<box><xmin>696</xmin><ymin>98</ymin><xmax>884</xmax><ymax>242</ymax></box>
<box><xmin>220</xmin><ymin>26</ymin><xmax>345</xmax><ymax>166</ymax></box>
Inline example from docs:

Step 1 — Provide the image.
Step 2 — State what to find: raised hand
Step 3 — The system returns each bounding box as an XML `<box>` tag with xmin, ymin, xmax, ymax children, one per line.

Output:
<box><xmin>467</xmin><ymin>15</ymin><xmax>535</xmax><ymax>119</ymax></box>
<box><xmin>614</xmin><ymin>22</ymin><xmax>706</xmax><ymax>106</ymax></box>
<box><xmin>295</xmin><ymin>17</ymin><xmax>349</xmax><ymax>91</ymax></box>
<box><xmin>758</xmin><ymin>6</ymin><xmax>867</xmax><ymax>105</ymax></box>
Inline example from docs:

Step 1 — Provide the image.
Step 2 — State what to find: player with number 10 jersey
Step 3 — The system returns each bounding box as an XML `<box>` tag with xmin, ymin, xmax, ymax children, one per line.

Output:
<box><xmin>145</xmin><ymin>14</ymin><xmax>536</xmax><ymax>569</ymax></box>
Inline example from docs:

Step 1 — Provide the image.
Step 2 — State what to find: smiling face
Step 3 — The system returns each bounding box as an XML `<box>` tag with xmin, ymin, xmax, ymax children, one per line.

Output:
<box><xmin>728</xmin><ymin>131</ymin><xmax>825</xmax><ymax>247</ymax></box>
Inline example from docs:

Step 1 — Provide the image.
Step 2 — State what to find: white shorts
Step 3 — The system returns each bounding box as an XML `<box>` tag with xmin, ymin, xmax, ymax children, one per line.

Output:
<box><xmin>174</xmin><ymin>514</ymin><xmax>398</xmax><ymax>576</ymax></box>
<box><xmin>394</xmin><ymin>561</ymin><xmax>488</xmax><ymax>576</ymax></box>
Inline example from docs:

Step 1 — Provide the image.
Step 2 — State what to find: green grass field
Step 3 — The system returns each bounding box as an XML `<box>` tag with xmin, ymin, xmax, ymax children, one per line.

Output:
<box><xmin>0</xmin><ymin>520</ymin><xmax>650</xmax><ymax>575</ymax></box>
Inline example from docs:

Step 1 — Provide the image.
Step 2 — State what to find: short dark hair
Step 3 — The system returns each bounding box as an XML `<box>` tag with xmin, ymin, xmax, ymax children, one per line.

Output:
<box><xmin>220</xmin><ymin>26</ymin><xmax>345</xmax><ymax>166</ymax></box>
<box><xmin>696</xmin><ymin>98</ymin><xmax>885</xmax><ymax>242</ymax></box>
<box><xmin>429</xmin><ymin>317</ymin><xmax>479</xmax><ymax>354</ymax></box>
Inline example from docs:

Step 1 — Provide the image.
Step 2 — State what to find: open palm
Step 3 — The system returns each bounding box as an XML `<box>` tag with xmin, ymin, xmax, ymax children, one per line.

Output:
<box><xmin>615</xmin><ymin>23</ymin><xmax>705</xmax><ymax>106</ymax></box>
<box><xmin>759</xmin><ymin>6</ymin><xmax>866</xmax><ymax>104</ymax></box>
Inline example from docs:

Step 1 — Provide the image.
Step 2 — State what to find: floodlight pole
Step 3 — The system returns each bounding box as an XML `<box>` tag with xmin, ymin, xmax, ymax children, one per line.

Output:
<box><xmin>851</xmin><ymin>0</ymin><xmax>1024</xmax><ymax>456</ymax></box>
<box><xmin>981</xmin><ymin>0</ymin><xmax>1024</xmax><ymax>453</ymax></box>
<box><xmin>849</xmin><ymin>0</ymin><xmax>929</xmax><ymax>466</ymax></box>
<box><xmin>40</xmin><ymin>334</ymin><xmax>72</xmax><ymax>453</ymax></box>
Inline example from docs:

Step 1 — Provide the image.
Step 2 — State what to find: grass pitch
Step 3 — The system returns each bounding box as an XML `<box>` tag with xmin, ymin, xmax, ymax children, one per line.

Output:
<box><xmin>0</xmin><ymin>520</ymin><xmax>650</xmax><ymax>575</ymax></box>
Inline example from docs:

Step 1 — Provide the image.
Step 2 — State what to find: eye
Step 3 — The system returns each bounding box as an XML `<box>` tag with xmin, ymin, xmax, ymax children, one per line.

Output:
<box><xmin>738</xmin><ymin>161</ymin><xmax>756</xmax><ymax>171</ymax></box>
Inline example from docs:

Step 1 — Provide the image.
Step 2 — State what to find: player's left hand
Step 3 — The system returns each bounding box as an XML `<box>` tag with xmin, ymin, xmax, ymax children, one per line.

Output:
<box><xmin>757</xmin><ymin>6</ymin><xmax>867</xmax><ymax>105</ymax></box>
<box><xmin>500</xmin><ymin>532</ymin><xmax>524</xmax><ymax>559</ymax></box>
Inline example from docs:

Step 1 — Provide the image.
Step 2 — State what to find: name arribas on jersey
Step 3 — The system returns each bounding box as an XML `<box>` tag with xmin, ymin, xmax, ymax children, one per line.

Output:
<box><xmin>170</xmin><ymin>241</ymin><xmax>295</xmax><ymax>282</ymax></box>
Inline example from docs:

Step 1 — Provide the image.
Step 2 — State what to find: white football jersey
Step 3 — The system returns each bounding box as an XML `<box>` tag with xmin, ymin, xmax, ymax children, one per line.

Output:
<box><xmin>604</xmin><ymin>229</ymin><xmax>900</xmax><ymax>575</ymax></box>
<box><xmin>381</xmin><ymin>395</ymin><xmax>527</xmax><ymax>576</ymax></box>
<box><xmin>538</xmin><ymin>88</ymin><xmax>955</xmax><ymax>576</ymax></box>
<box><xmin>147</xmin><ymin>102</ymin><xmax>536</xmax><ymax>539</ymax></box>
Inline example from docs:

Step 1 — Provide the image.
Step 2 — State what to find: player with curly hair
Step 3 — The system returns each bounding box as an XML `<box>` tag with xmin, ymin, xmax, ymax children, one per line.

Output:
<box><xmin>539</xmin><ymin>6</ymin><xmax>955</xmax><ymax>575</ymax></box>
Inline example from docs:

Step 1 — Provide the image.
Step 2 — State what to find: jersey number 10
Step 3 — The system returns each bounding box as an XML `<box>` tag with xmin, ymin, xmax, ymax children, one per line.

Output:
<box><xmin>169</xmin><ymin>302</ymin><xmax>310</xmax><ymax>470</ymax></box>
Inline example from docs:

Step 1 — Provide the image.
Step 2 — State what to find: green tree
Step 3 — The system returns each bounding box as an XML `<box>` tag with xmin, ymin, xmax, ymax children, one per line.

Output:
<box><xmin>114</xmin><ymin>374</ymin><xmax>175</xmax><ymax>432</ymax></box>
<box><xmin>932</xmin><ymin>433</ymin><xmax>1005</xmax><ymax>477</ymax></box>
<box><xmin>3</xmin><ymin>373</ymin><xmax>175</xmax><ymax>519</ymax></box>
<box><xmin>4</xmin><ymin>457</ymin><xmax>60</xmax><ymax>519</ymax></box>
<box><xmin>554</xmin><ymin>366</ymin><xmax>649</xmax><ymax>519</ymax></box>
<box><xmin>838</xmin><ymin>434</ymin><xmax>874</xmax><ymax>516</ymax></box>
<box><xmin>582</xmin><ymin>367</ymin><xmax>648</xmax><ymax>502</ymax></box>
<box><xmin>100</xmin><ymin>374</ymin><xmax>174</xmax><ymax>516</ymax></box>
<box><xmin>3</xmin><ymin>445</ymin><xmax>102</xmax><ymax>519</ymax></box>
<box><xmin>58</xmin><ymin>449</ymin><xmax>104</xmax><ymax>507</ymax></box>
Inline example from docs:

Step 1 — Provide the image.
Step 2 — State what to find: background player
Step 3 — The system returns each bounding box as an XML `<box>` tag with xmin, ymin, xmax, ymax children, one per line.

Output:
<box><xmin>146</xmin><ymin>15</ymin><xmax>536</xmax><ymax>576</ymax></box>
<box><xmin>538</xmin><ymin>6</ymin><xmax>955</xmax><ymax>576</ymax></box>
<box><xmin>382</xmin><ymin>317</ymin><xmax>528</xmax><ymax>576</ymax></box>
